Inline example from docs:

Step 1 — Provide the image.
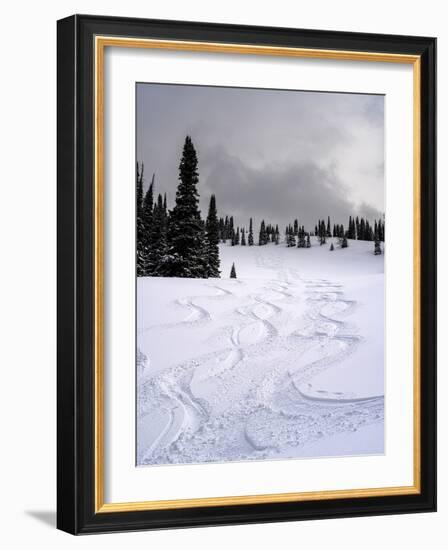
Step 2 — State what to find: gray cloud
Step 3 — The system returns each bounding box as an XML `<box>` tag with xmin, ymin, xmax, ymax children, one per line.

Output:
<box><xmin>198</xmin><ymin>148</ymin><xmax>381</xmax><ymax>230</ymax></box>
<box><xmin>137</xmin><ymin>83</ymin><xmax>384</xmax><ymax>228</ymax></box>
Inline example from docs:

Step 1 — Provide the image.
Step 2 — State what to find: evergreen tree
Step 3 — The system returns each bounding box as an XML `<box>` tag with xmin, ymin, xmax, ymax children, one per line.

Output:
<box><xmin>146</xmin><ymin>194</ymin><xmax>167</xmax><ymax>275</ymax></box>
<box><xmin>287</xmin><ymin>226</ymin><xmax>296</xmax><ymax>247</ymax></box>
<box><xmin>319</xmin><ymin>220</ymin><xmax>326</xmax><ymax>245</ymax></box>
<box><xmin>259</xmin><ymin>220</ymin><xmax>267</xmax><ymax>245</ymax></box>
<box><xmin>163</xmin><ymin>192</ymin><xmax>167</xmax><ymax>215</ymax></box>
<box><xmin>136</xmin><ymin>162</ymin><xmax>146</xmax><ymax>276</ymax></box>
<box><xmin>274</xmin><ymin>225</ymin><xmax>280</xmax><ymax>245</ymax></box>
<box><xmin>330</xmin><ymin>242</ymin><xmax>334</xmax><ymax>251</ymax></box>
<box><xmin>241</xmin><ymin>227</ymin><xmax>246</xmax><ymax>246</ymax></box>
<box><xmin>376</xmin><ymin>219</ymin><xmax>383</xmax><ymax>242</ymax></box>
<box><xmin>224</xmin><ymin>216</ymin><xmax>230</xmax><ymax>241</ymax></box>
<box><xmin>297</xmin><ymin>227</ymin><xmax>306</xmax><ymax>248</ymax></box>
<box><xmin>359</xmin><ymin>218</ymin><xmax>366</xmax><ymax>241</ymax></box>
<box><xmin>248</xmin><ymin>218</ymin><xmax>254</xmax><ymax>246</ymax></box>
<box><xmin>162</xmin><ymin>136</ymin><xmax>207</xmax><ymax>278</ymax></box>
<box><xmin>140</xmin><ymin>173</ymin><xmax>155</xmax><ymax>275</ymax></box>
<box><xmin>294</xmin><ymin>219</ymin><xmax>299</xmax><ymax>236</ymax></box>
<box><xmin>205</xmin><ymin>194</ymin><xmax>220</xmax><ymax>277</ymax></box>
<box><xmin>341</xmin><ymin>235</ymin><xmax>348</xmax><ymax>248</ymax></box>
<box><xmin>230</xmin><ymin>262</ymin><xmax>237</xmax><ymax>279</ymax></box>
<box><xmin>306</xmin><ymin>233</ymin><xmax>311</xmax><ymax>248</ymax></box>
<box><xmin>374</xmin><ymin>238</ymin><xmax>382</xmax><ymax>255</ymax></box>
<box><xmin>136</xmin><ymin>162</ymin><xmax>144</xmax><ymax>218</ymax></box>
<box><xmin>327</xmin><ymin>216</ymin><xmax>331</xmax><ymax>237</ymax></box>
<box><xmin>235</xmin><ymin>226</ymin><xmax>240</xmax><ymax>245</ymax></box>
<box><xmin>142</xmin><ymin>173</ymin><xmax>154</xmax><ymax>228</ymax></box>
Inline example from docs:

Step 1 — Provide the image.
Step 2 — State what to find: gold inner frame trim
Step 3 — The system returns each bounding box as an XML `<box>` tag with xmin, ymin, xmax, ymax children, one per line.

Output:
<box><xmin>94</xmin><ymin>35</ymin><xmax>421</xmax><ymax>513</ymax></box>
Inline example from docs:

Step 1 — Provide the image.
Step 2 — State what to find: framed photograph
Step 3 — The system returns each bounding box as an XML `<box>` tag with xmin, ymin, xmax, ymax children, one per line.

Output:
<box><xmin>57</xmin><ymin>14</ymin><xmax>436</xmax><ymax>534</ymax></box>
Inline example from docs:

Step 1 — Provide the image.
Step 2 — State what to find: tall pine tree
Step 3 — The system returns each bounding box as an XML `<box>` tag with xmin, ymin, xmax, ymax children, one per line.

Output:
<box><xmin>146</xmin><ymin>193</ymin><xmax>168</xmax><ymax>275</ymax></box>
<box><xmin>205</xmin><ymin>194</ymin><xmax>220</xmax><ymax>277</ymax></box>
<box><xmin>163</xmin><ymin>136</ymin><xmax>207</xmax><ymax>278</ymax></box>
<box><xmin>136</xmin><ymin>162</ymin><xmax>146</xmax><ymax>276</ymax></box>
<box><xmin>140</xmin><ymin>173</ymin><xmax>155</xmax><ymax>275</ymax></box>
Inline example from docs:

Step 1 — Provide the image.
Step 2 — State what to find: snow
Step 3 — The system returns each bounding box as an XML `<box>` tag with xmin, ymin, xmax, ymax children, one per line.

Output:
<box><xmin>137</xmin><ymin>237</ymin><xmax>384</xmax><ymax>466</ymax></box>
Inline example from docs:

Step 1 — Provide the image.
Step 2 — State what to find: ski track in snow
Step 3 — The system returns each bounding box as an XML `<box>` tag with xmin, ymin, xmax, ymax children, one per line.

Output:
<box><xmin>137</xmin><ymin>248</ymin><xmax>384</xmax><ymax>466</ymax></box>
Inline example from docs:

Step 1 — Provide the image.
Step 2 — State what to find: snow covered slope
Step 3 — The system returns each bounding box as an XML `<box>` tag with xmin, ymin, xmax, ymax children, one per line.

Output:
<box><xmin>137</xmin><ymin>237</ymin><xmax>384</xmax><ymax>466</ymax></box>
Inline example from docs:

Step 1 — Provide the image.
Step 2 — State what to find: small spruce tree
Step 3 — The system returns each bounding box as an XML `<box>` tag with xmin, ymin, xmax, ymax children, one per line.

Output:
<box><xmin>294</xmin><ymin>219</ymin><xmax>299</xmax><ymax>236</ymax></box>
<box><xmin>230</xmin><ymin>262</ymin><xmax>237</xmax><ymax>279</ymax></box>
<box><xmin>248</xmin><ymin>218</ymin><xmax>254</xmax><ymax>246</ymax></box>
<box><xmin>274</xmin><ymin>225</ymin><xmax>280</xmax><ymax>245</ymax></box>
<box><xmin>235</xmin><ymin>227</ymin><xmax>240</xmax><ymax>245</ymax></box>
<box><xmin>297</xmin><ymin>228</ymin><xmax>306</xmax><ymax>248</ymax></box>
<box><xmin>330</xmin><ymin>243</ymin><xmax>334</xmax><ymax>251</ymax></box>
<box><xmin>287</xmin><ymin>227</ymin><xmax>296</xmax><ymax>247</ymax></box>
<box><xmin>374</xmin><ymin>239</ymin><xmax>382</xmax><ymax>255</ymax></box>
<box><xmin>319</xmin><ymin>221</ymin><xmax>326</xmax><ymax>245</ymax></box>
<box><xmin>259</xmin><ymin>220</ymin><xmax>267</xmax><ymax>245</ymax></box>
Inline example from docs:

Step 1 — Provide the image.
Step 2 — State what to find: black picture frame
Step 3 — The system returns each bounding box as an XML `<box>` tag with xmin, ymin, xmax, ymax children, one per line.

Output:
<box><xmin>57</xmin><ymin>14</ymin><xmax>436</xmax><ymax>535</ymax></box>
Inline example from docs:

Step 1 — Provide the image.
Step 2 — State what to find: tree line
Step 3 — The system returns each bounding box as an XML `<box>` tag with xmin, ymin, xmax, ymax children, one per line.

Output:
<box><xmin>137</xmin><ymin>136</ymin><xmax>385</xmax><ymax>278</ymax></box>
<box><xmin>314</xmin><ymin>215</ymin><xmax>385</xmax><ymax>242</ymax></box>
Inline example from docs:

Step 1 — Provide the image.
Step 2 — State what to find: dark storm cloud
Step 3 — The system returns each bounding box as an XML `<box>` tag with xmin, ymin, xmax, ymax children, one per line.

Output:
<box><xmin>136</xmin><ymin>83</ymin><xmax>384</xmax><ymax>227</ymax></box>
<box><xmin>198</xmin><ymin>148</ymin><xmax>376</xmax><ymax>229</ymax></box>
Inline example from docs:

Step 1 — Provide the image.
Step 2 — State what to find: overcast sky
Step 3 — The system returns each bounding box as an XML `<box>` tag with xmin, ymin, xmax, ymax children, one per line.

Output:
<box><xmin>136</xmin><ymin>83</ymin><xmax>384</xmax><ymax>229</ymax></box>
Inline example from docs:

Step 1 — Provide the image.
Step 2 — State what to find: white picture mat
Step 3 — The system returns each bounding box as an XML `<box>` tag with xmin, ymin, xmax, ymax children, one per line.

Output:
<box><xmin>103</xmin><ymin>46</ymin><xmax>414</xmax><ymax>504</ymax></box>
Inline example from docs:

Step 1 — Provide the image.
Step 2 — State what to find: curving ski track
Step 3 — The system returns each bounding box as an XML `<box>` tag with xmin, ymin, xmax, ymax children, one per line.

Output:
<box><xmin>138</xmin><ymin>249</ymin><xmax>384</xmax><ymax>466</ymax></box>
